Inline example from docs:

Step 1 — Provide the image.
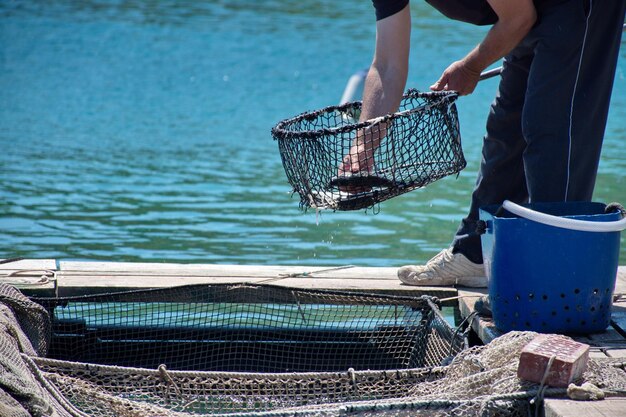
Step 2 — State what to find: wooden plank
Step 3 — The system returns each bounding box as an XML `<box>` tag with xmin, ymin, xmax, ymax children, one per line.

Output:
<box><xmin>269</xmin><ymin>278</ymin><xmax>457</xmax><ymax>299</ymax></box>
<box><xmin>0</xmin><ymin>259</ymin><xmax>58</xmax><ymax>296</ymax></box>
<box><xmin>47</xmin><ymin>271</ymin><xmax>456</xmax><ymax>301</ymax></box>
<box><xmin>606</xmin><ymin>350</ymin><xmax>626</xmax><ymax>358</ymax></box>
<box><xmin>610</xmin><ymin>311</ymin><xmax>626</xmax><ymax>335</ymax></box>
<box><xmin>588</xmin><ymin>350</ymin><xmax>612</xmax><ymax>359</ymax></box>
<box><xmin>0</xmin><ymin>260</ymin><xmax>454</xmax><ymax>302</ymax></box>
<box><xmin>616</xmin><ymin>266</ymin><xmax>626</xmax><ymax>294</ymax></box>
<box><xmin>586</xmin><ymin>329</ymin><xmax>626</xmax><ymax>347</ymax></box>
<box><xmin>53</xmin><ymin>275</ymin><xmax>268</xmax><ymax>296</ymax></box>
<box><xmin>58</xmin><ymin>261</ymin><xmax>401</xmax><ymax>280</ymax></box>
<box><xmin>586</xmin><ymin>326</ymin><xmax>626</xmax><ymax>359</ymax></box>
<box><xmin>545</xmin><ymin>397</ymin><xmax>626</xmax><ymax>417</ymax></box>
<box><xmin>457</xmin><ymin>289</ymin><xmax>502</xmax><ymax>343</ymax></box>
<box><xmin>0</xmin><ymin>259</ymin><xmax>56</xmax><ymax>272</ymax></box>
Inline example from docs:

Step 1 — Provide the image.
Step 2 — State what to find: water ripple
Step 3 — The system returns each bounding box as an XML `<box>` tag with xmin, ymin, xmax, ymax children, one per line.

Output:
<box><xmin>1</xmin><ymin>0</ymin><xmax>624</xmax><ymax>266</ymax></box>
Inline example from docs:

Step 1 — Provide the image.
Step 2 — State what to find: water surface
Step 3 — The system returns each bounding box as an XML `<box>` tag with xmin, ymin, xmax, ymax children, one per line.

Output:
<box><xmin>1</xmin><ymin>0</ymin><xmax>624</xmax><ymax>266</ymax></box>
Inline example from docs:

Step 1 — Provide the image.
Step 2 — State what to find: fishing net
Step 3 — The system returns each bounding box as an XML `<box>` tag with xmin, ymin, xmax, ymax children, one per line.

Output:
<box><xmin>2</xmin><ymin>283</ymin><xmax>626</xmax><ymax>417</ymax></box>
<box><xmin>32</xmin><ymin>284</ymin><xmax>465</xmax><ymax>372</ymax></box>
<box><xmin>271</xmin><ymin>90</ymin><xmax>465</xmax><ymax>211</ymax></box>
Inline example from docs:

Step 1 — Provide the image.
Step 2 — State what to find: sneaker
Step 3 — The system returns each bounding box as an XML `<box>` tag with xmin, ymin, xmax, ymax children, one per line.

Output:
<box><xmin>397</xmin><ymin>248</ymin><xmax>487</xmax><ymax>288</ymax></box>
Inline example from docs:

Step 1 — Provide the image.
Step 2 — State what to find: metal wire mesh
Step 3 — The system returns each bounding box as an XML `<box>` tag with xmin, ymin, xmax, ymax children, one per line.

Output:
<box><xmin>33</xmin><ymin>284</ymin><xmax>466</xmax><ymax>373</ymax></box>
<box><xmin>272</xmin><ymin>90</ymin><xmax>465</xmax><ymax>211</ymax></box>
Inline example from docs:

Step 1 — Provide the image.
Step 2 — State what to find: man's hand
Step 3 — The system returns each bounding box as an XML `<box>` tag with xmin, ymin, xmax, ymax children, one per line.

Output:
<box><xmin>430</xmin><ymin>0</ymin><xmax>536</xmax><ymax>96</ymax></box>
<box><xmin>430</xmin><ymin>59</ymin><xmax>482</xmax><ymax>96</ymax></box>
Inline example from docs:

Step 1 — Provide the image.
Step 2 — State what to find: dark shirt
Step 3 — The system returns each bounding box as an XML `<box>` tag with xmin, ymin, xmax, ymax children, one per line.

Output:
<box><xmin>373</xmin><ymin>0</ymin><xmax>409</xmax><ymax>21</ymax></box>
<box><xmin>373</xmin><ymin>0</ymin><xmax>561</xmax><ymax>23</ymax></box>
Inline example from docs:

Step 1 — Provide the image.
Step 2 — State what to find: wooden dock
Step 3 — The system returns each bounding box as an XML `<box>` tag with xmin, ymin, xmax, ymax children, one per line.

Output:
<box><xmin>2</xmin><ymin>259</ymin><xmax>626</xmax><ymax>416</ymax></box>
<box><xmin>458</xmin><ymin>267</ymin><xmax>626</xmax><ymax>416</ymax></box>
<box><xmin>0</xmin><ymin>258</ymin><xmax>457</xmax><ymax>302</ymax></box>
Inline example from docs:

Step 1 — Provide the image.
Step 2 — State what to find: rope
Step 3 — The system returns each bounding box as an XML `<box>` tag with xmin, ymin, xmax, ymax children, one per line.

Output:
<box><xmin>447</xmin><ymin>311</ymin><xmax>478</xmax><ymax>358</ymax></box>
<box><xmin>0</xmin><ymin>257</ymin><xmax>24</xmax><ymax>265</ymax></box>
<box><xmin>158</xmin><ymin>364</ymin><xmax>182</xmax><ymax>397</ymax></box>
<box><xmin>2</xmin><ymin>269</ymin><xmax>57</xmax><ymax>285</ymax></box>
<box><xmin>217</xmin><ymin>388</ymin><xmax>572</xmax><ymax>417</ymax></box>
<box><xmin>31</xmin><ymin>356</ymin><xmax>441</xmax><ymax>381</ymax></box>
<box><xmin>21</xmin><ymin>354</ymin><xmax>92</xmax><ymax>417</ymax></box>
<box><xmin>531</xmin><ymin>354</ymin><xmax>556</xmax><ymax>417</ymax></box>
<box><xmin>275</xmin><ymin>265</ymin><xmax>356</xmax><ymax>279</ymax></box>
<box><xmin>438</xmin><ymin>294</ymin><xmax>482</xmax><ymax>303</ymax></box>
<box><xmin>1</xmin><ymin>269</ymin><xmax>58</xmax><ymax>296</ymax></box>
<box><xmin>347</xmin><ymin>367</ymin><xmax>358</xmax><ymax>394</ymax></box>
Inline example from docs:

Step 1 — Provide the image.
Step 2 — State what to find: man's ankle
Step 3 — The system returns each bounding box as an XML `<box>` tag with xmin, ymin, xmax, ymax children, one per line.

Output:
<box><xmin>451</xmin><ymin>247</ymin><xmax>482</xmax><ymax>265</ymax></box>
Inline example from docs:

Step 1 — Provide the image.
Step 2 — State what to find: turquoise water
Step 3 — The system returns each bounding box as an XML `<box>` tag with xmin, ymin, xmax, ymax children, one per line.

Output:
<box><xmin>1</xmin><ymin>0</ymin><xmax>625</xmax><ymax>267</ymax></box>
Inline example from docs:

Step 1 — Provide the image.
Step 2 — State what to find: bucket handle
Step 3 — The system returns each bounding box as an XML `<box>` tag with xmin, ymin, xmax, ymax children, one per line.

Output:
<box><xmin>501</xmin><ymin>200</ymin><xmax>626</xmax><ymax>232</ymax></box>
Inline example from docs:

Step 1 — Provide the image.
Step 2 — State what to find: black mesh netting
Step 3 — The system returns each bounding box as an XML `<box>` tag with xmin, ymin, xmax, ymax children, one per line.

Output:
<box><xmin>271</xmin><ymin>90</ymin><xmax>465</xmax><ymax>211</ymax></box>
<box><xmin>32</xmin><ymin>284</ymin><xmax>466</xmax><ymax>373</ymax></box>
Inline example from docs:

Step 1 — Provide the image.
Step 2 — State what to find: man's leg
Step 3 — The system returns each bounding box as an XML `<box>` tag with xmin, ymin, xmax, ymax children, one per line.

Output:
<box><xmin>451</xmin><ymin>49</ymin><xmax>534</xmax><ymax>264</ymax></box>
<box><xmin>523</xmin><ymin>0</ymin><xmax>626</xmax><ymax>202</ymax></box>
<box><xmin>398</xmin><ymin>45</ymin><xmax>533</xmax><ymax>286</ymax></box>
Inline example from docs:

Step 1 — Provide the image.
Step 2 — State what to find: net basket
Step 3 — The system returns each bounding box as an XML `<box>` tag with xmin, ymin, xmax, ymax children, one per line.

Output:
<box><xmin>272</xmin><ymin>90</ymin><xmax>466</xmax><ymax>211</ymax></box>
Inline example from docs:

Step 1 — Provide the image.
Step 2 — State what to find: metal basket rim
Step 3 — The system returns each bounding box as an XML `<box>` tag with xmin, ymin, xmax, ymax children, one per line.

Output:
<box><xmin>271</xmin><ymin>89</ymin><xmax>458</xmax><ymax>141</ymax></box>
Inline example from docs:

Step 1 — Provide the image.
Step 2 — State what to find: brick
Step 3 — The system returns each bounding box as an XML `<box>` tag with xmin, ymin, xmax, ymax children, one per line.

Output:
<box><xmin>517</xmin><ymin>334</ymin><xmax>590</xmax><ymax>387</ymax></box>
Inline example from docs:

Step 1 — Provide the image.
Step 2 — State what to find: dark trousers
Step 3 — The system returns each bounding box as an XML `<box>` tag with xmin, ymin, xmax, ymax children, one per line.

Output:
<box><xmin>452</xmin><ymin>0</ymin><xmax>626</xmax><ymax>264</ymax></box>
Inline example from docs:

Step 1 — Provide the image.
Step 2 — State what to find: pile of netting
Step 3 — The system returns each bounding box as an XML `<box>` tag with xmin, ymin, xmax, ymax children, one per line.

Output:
<box><xmin>272</xmin><ymin>90</ymin><xmax>466</xmax><ymax>211</ymax></box>
<box><xmin>2</xmin><ymin>283</ymin><xmax>626</xmax><ymax>417</ymax></box>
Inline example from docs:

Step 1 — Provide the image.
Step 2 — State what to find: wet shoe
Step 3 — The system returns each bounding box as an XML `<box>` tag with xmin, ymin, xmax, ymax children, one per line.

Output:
<box><xmin>397</xmin><ymin>248</ymin><xmax>487</xmax><ymax>287</ymax></box>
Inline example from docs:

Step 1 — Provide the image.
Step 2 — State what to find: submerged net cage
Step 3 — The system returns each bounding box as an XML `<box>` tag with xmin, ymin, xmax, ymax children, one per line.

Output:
<box><xmin>1</xmin><ymin>282</ymin><xmax>469</xmax><ymax>416</ymax></box>
<box><xmin>3</xmin><ymin>282</ymin><xmax>626</xmax><ymax>417</ymax></box>
<box><xmin>272</xmin><ymin>90</ymin><xmax>466</xmax><ymax>211</ymax></box>
<box><xmin>32</xmin><ymin>284</ymin><xmax>465</xmax><ymax>373</ymax></box>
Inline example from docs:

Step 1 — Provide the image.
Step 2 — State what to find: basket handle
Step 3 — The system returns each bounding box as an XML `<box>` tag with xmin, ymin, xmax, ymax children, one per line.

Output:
<box><xmin>502</xmin><ymin>200</ymin><xmax>626</xmax><ymax>232</ymax></box>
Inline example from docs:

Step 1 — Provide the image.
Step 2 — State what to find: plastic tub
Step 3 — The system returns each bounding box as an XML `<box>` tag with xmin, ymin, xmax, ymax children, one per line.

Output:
<box><xmin>479</xmin><ymin>201</ymin><xmax>623</xmax><ymax>334</ymax></box>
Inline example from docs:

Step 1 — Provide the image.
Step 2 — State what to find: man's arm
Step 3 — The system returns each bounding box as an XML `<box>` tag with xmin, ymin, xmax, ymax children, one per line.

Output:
<box><xmin>431</xmin><ymin>0</ymin><xmax>536</xmax><ymax>95</ymax></box>
<box><xmin>339</xmin><ymin>5</ymin><xmax>411</xmax><ymax>178</ymax></box>
<box><xmin>360</xmin><ymin>4</ymin><xmax>411</xmax><ymax>122</ymax></box>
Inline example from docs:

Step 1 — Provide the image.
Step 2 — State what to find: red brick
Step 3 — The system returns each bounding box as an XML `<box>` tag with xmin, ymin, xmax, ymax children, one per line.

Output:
<box><xmin>517</xmin><ymin>334</ymin><xmax>590</xmax><ymax>387</ymax></box>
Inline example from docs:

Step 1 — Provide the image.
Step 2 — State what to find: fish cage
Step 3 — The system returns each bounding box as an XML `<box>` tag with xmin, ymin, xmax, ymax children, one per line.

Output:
<box><xmin>33</xmin><ymin>284</ymin><xmax>465</xmax><ymax>373</ymax></box>
<box><xmin>0</xmin><ymin>283</ymin><xmax>468</xmax><ymax>416</ymax></box>
<box><xmin>3</xmin><ymin>283</ymin><xmax>626</xmax><ymax>417</ymax></box>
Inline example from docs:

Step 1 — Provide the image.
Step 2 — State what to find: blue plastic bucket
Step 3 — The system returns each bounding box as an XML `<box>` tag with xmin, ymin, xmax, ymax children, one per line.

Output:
<box><xmin>479</xmin><ymin>202</ymin><xmax>622</xmax><ymax>334</ymax></box>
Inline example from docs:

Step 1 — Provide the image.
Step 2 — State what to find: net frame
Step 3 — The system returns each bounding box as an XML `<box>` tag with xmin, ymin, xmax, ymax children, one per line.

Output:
<box><xmin>32</xmin><ymin>357</ymin><xmax>449</xmax><ymax>416</ymax></box>
<box><xmin>32</xmin><ymin>284</ymin><xmax>468</xmax><ymax>374</ymax></box>
<box><xmin>272</xmin><ymin>90</ymin><xmax>465</xmax><ymax>211</ymax></box>
<box><xmin>23</xmin><ymin>283</ymin><xmax>469</xmax><ymax>415</ymax></box>
<box><xmin>27</xmin><ymin>334</ymin><xmax>626</xmax><ymax>417</ymax></box>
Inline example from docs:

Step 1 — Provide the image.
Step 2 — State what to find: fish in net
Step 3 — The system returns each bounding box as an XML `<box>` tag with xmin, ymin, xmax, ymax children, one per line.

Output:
<box><xmin>271</xmin><ymin>90</ymin><xmax>466</xmax><ymax>211</ymax></box>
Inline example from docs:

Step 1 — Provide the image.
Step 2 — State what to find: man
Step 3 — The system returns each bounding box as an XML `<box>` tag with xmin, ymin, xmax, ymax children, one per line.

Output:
<box><xmin>342</xmin><ymin>0</ymin><xmax>625</xmax><ymax>287</ymax></box>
